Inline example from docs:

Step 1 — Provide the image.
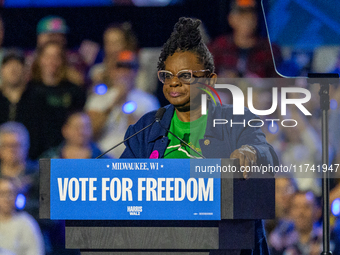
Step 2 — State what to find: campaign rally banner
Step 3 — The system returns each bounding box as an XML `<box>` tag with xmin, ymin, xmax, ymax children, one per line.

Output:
<box><xmin>50</xmin><ymin>159</ymin><xmax>221</xmax><ymax>220</ymax></box>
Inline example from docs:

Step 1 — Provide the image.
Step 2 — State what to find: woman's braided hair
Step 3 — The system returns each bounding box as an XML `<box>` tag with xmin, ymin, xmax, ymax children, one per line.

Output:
<box><xmin>157</xmin><ymin>17</ymin><xmax>214</xmax><ymax>72</ymax></box>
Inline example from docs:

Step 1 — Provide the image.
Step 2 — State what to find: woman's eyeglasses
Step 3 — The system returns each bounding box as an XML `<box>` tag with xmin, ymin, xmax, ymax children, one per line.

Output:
<box><xmin>157</xmin><ymin>69</ymin><xmax>210</xmax><ymax>84</ymax></box>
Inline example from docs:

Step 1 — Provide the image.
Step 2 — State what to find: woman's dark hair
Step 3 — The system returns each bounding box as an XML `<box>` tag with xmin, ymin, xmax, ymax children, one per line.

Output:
<box><xmin>2</xmin><ymin>49</ymin><xmax>25</xmax><ymax>66</ymax></box>
<box><xmin>157</xmin><ymin>17</ymin><xmax>214</xmax><ymax>72</ymax></box>
<box><xmin>62</xmin><ymin>110</ymin><xmax>89</xmax><ymax>127</ymax></box>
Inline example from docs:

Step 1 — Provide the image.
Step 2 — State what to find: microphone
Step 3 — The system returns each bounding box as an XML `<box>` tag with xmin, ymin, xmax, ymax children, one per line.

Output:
<box><xmin>157</xmin><ymin>119</ymin><xmax>206</xmax><ymax>159</ymax></box>
<box><xmin>155</xmin><ymin>107</ymin><xmax>166</xmax><ymax>122</ymax></box>
<box><xmin>96</xmin><ymin>107</ymin><xmax>166</xmax><ymax>159</ymax></box>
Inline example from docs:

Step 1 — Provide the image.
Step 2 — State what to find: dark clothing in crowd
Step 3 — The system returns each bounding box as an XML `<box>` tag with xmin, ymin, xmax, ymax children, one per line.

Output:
<box><xmin>0</xmin><ymin>84</ymin><xmax>42</xmax><ymax>160</ymax></box>
<box><xmin>27</xmin><ymin>80</ymin><xmax>86</xmax><ymax>157</ymax></box>
<box><xmin>208</xmin><ymin>34</ymin><xmax>281</xmax><ymax>78</ymax></box>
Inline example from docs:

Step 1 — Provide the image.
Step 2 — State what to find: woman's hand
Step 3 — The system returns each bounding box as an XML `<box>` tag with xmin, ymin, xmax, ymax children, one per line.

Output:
<box><xmin>230</xmin><ymin>145</ymin><xmax>257</xmax><ymax>179</ymax></box>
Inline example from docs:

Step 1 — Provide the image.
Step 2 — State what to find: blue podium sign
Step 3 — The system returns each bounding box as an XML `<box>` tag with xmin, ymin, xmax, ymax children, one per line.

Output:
<box><xmin>49</xmin><ymin>159</ymin><xmax>221</xmax><ymax>220</ymax></box>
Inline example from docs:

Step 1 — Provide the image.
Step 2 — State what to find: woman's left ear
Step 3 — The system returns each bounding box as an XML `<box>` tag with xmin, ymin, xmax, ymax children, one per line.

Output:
<box><xmin>208</xmin><ymin>73</ymin><xmax>217</xmax><ymax>86</ymax></box>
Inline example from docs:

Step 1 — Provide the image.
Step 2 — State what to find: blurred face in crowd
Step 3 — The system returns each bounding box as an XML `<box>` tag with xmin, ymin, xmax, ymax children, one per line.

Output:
<box><xmin>0</xmin><ymin>178</ymin><xmax>16</xmax><ymax>217</ymax></box>
<box><xmin>62</xmin><ymin>113</ymin><xmax>93</xmax><ymax>147</ymax></box>
<box><xmin>228</xmin><ymin>10</ymin><xmax>258</xmax><ymax>37</ymax></box>
<box><xmin>291</xmin><ymin>192</ymin><xmax>320</xmax><ymax>233</ymax></box>
<box><xmin>37</xmin><ymin>32</ymin><xmax>67</xmax><ymax>48</ymax></box>
<box><xmin>275</xmin><ymin>178</ymin><xmax>295</xmax><ymax>218</ymax></box>
<box><xmin>1</xmin><ymin>59</ymin><xmax>26</xmax><ymax>88</ymax></box>
<box><xmin>0</xmin><ymin>132</ymin><xmax>27</xmax><ymax>165</ymax></box>
<box><xmin>284</xmin><ymin>126</ymin><xmax>300</xmax><ymax>143</ymax></box>
<box><xmin>114</xmin><ymin>65</ymin><xmax>137</xmax><ymax>91</ymax></box>
<box><xmin>104</xmin><ymin>28</ymin><xmax>126</xmax><ymax>59</ymax></box>
<box><xmin>39</xmin><ymin>43</ymin><xmax>64</xmax><ymax>80</ymax></box>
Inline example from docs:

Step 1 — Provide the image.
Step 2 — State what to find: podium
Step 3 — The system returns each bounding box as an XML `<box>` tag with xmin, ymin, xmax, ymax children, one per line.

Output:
<box><xmin>39</xmin><ymin>158</ymin><xmax>274</xmax><ymax>255</ymax></box>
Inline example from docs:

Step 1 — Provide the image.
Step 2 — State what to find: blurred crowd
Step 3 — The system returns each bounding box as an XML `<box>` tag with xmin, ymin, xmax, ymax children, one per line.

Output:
<box><xmin>0</xmin><ymin>0</ymin><xmax>340</xmax><ymax>254</ymax></box>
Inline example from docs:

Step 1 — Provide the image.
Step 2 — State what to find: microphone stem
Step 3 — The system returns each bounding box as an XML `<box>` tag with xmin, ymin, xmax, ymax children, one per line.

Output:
<box><xmin>96</xmin><ymin>120</ymin><xmax>155</xmax><ymax>159</ymax></box>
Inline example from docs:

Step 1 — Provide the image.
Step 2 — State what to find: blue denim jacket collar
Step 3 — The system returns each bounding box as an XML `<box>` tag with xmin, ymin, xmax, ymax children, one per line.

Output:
<box><xmin>147</xmin><ymin>104</ymin><xmax>174</xmax><ymax>143</ymax></box>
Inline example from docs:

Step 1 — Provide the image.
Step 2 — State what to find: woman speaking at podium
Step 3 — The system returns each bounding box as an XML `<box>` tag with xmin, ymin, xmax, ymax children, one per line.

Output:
<box><xmin>120</xmin><ymin>17</ymin><xmax>278</xmax><ymax>255</ymax></box>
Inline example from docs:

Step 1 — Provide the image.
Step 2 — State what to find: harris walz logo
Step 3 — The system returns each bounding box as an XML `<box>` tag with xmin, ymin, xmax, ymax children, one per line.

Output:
<box><xmin>127</xmin><ymin>206</ymin><xmax>142</xmax><ymax>215</ymax></box>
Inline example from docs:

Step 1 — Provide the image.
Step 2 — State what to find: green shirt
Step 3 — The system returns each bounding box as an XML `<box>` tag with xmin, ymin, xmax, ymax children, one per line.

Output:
<box><xmin>164</xmin><ymin>111</ymin><xmax>207</xmax><ymax>158</ymax></box>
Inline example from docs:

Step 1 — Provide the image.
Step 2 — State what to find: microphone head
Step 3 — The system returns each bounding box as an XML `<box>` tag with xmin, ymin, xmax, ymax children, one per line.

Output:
<box><xmin>155</xmin><ymin>107</ymin><xmax>166</xmax><ymax>121</ymax></box>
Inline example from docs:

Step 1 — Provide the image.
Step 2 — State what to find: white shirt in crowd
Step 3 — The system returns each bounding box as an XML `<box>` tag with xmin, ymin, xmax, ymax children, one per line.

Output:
<box><xmin>85</xmin><ymin>88</ymin><xmax>160</xmax><ymax>157</ymax></box>
<box><xmin>0</xmin><ymin>212</ymin><xmax>44</xmax><ymax>255</ymax></box>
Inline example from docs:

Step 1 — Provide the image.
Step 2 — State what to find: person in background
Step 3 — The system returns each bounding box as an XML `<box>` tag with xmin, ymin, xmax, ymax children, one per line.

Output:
<box><xmin>281</xmin><ymin>191</ymin><xmax>324</xmax><ymax>255</ymax></box>
<box><xmin>0</xmin><ymin>50</ymin><xmax>42</xmax><ymax>160</ymax></box>
<box><xmin>89</xmin><ymin>22</ymin><xmax>138</xmax><ymax>86</ymax></box>
<box><xmin>274</xmin><ymin>177</ymin><xmax>296</xmax><ymax>221</ymax></box>
<box><xmin>327</xmin><ymin>82</ymin><xmax>340</xmax><ymax>212</ymax></box>
<box><xmin>0</xmin><ymin>122</ymin><xmax>59</xmax><ymax>255</ymax></box>
<box><xmin>39</xmin><ymin>111</ymin><xmax>101</xmax><ymax>254</ymax></box>
<box><xmin>0</xmin><ymin>122</ymin><xmax>39</xmax><ymax>219</ymax></box>
<box><xmin>208</xmin><ymin>0</ymin><xmax>281</xmax><ymax>78</ymax></box>
<box><xmin>26</xmin><ymin>15</ymin><xmax>88</xmax><ymax>86</ymax></box>
<box><xmin>0</xmin><ymin>176</ymin><xmax>44</xmax><ymax>255</ymax></box>
<box><xmin>328</xmin><ymin>83</ymin><xmax>340</xmax><ymax>165</ymax></box>
<box><xmin>267</xmin><ymin>176</ymin><xmax>297</xmax><ymax>255</ymax></box>
<box><xmin>276</xmin><ymin>106</ymin><xmax>321</xmax><ymax>195</ymax></box>
<box><xmin>41</xmin><ymin>111</ymin><xmax>108</xmax><ymax>159</ymax></box>
<box><xmin>29</xmin><ymin>41</ymin><xmax>86</xmax><ymax>158</ymax></box>
<box><xmin>86</xmin><ymin>50</ymin><xmax>159</xmax><ymax>158</ymax></box>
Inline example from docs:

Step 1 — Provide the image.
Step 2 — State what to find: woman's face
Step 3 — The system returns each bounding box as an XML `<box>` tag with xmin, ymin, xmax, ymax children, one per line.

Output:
<box><xmin>0</xmin><ymin>132</ymin><xmax>27</xmax><ymax>164</ymax></box>
<box><xmin>162</xmin><ymin>51</ymin><xmax>206</xmax><ymax>111</ymax></box>
<box><xmin>39</xmin><ymin>43</ymin><xmax>63</xmax><ymax>78</ymax></box>
<box><xmin>0</xmin><ymin>179</ymin><xmax>16</xmax><ymax>216</ymax></box>
<box><xmin>1</xmin><ymin>60</ymin><xmax>25</xmax><ymax>87</ymax></box>
<box><xmin>229</xmin><ymin>11</ymin><xmax>258</xmax><ymax>37</ymax></box>
<box><xmin>62</xmin><ymin>113</ymin><xmax>93</xmax><ymax>147</ymax></box>
<box><xmin>104</xmin><ymin>29</ymin><xmax>126</xmax><ymax>59</ymax></box>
